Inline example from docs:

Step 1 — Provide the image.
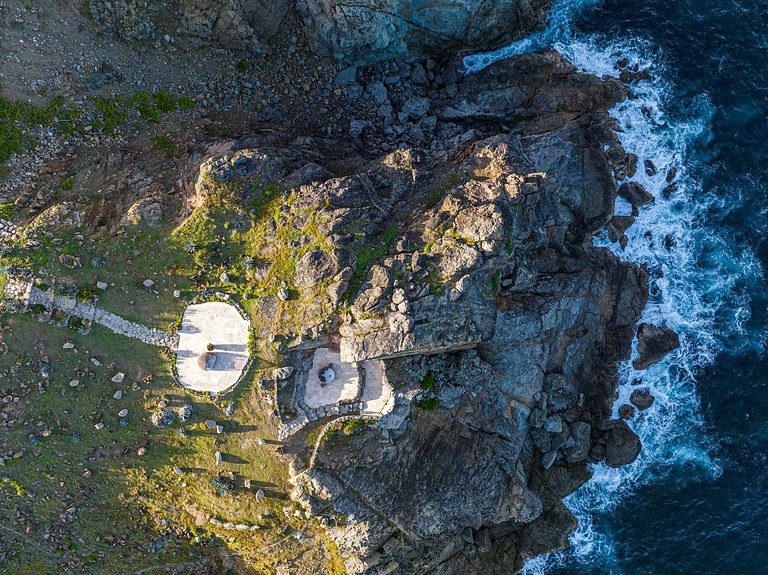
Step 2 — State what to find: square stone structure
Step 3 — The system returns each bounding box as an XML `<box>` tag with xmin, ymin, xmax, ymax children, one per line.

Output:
<box><xmin>175</xmin><ymin>301</ymin><xmax>250</xmax><ymax>393</ymax></box>
<box><xmin>304</xmin><ymin>348</ymin><xmax>360</xmax><ymax>408</ymax></box>
<box><xmin>304</xmin><ymin>348</ymin><xmax>393</xmax><ymax>414</ymax></box>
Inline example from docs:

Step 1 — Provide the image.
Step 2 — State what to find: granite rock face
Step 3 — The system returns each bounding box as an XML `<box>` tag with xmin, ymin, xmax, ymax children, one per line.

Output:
<box><xmin>180</xmin><ymin>0</ymin><xmax>292</xmax><ymax>47</ymax></box>
<box><xmin>175</xmin><ymin>50</ymin><xmax>651</xmax><ymax>574</ymax></box>
<box><xmin>296</xmin><ymin>0</ymin><xmax>550</xmax><ymax>64</ymax></box>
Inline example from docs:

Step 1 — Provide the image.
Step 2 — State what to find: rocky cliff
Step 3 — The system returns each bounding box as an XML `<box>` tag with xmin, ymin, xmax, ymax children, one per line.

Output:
<box><xmin>177</xmin><ymin>51</ymin><xmax>658</xmax><ymax>574</ymax></box>
<box><xmin>86</xmin><ymin>0</ymin><xmax>549</xmax><ymax>64</ymax></box>
<box><xmin>297</xmin><ymin>0</ymin><xmax>550</xmax><ymax>64</ymax></box>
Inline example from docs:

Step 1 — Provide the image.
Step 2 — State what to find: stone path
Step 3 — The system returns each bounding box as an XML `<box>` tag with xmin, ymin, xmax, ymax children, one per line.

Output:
<box><xmin>174</xmin><ymin>301</ymin><xmax>250</xmax><ymax>393</ymax></box>
<box><xmin>5</xmin><ymin>277</ymin><xmax>177</xmax><ymax>348</ymax></box>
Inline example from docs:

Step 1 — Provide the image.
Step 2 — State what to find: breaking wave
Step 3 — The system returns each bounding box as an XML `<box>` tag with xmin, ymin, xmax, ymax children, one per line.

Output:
<box><xmin>463</xmin><ymin>4</ymin><xmax>763</xmax><ymax>573</ymax></box>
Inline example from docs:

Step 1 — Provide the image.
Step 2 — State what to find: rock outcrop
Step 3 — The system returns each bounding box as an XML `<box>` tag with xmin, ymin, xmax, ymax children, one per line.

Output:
<box><xmin>174</xmin><ymin>50</ymin><xmax>651</xmax><ymax>574</ymax></box>
<box><xmin>296</xmin><ymin>0</ymin><xmax>550</xmax><ymax>64</ymax></box>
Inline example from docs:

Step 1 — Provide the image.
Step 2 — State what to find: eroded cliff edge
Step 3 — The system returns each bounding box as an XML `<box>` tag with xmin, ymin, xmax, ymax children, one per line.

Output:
<box><xmin>181</xmin><ymin>51</ymin><xmax>653</xmax><ymax>574</ymax></box>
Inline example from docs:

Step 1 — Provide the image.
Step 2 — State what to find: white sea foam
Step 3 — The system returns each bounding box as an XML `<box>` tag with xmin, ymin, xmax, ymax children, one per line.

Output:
<box><xmin>463</xmin><ymin>10</ymin><xmax>762</xmax><ymax>575</ymax></box>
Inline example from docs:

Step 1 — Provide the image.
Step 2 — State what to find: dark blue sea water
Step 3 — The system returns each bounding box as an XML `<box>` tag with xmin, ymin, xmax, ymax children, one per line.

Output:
<box><xmin>466</xmin><ymin>1</ymin><xmax>768</xmax><ymax>573</ymax></box>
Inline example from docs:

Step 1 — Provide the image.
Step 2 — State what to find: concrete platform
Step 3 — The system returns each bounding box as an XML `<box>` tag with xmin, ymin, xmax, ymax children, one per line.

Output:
<box><xmin>304</xmin><ymin>348</ymin><xmax>360</xmax><ymax>409</ymax></box>
<box><xmin>361</xmin><ymin>360</ymin><xmax>393</xmax><ymax>415</ymax></box>
<box><xmin>175</xmin><ymin>302</ymin><xmax>250</xmax><ymax>393</ymax></box>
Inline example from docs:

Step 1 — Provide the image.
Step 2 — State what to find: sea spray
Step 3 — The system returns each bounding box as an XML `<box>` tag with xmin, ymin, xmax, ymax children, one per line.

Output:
<box><xmin>463</xmin><ymin>15</ymin><xmax>761</xmax><ymax>575</ymax></box>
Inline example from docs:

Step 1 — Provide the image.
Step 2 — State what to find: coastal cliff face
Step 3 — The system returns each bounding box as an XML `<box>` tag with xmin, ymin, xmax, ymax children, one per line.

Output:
<box><xmin>181</xmin><ymin>51</ymin><xmax>649</xmax><ymax>574</ymax></box>
<box><xmin>0</xmin><ymin>2</ymin><xmax>666</xmax><ymax>573</ymax></box>
<box><xmin>86</xmin><ymin>0</ymin><xmax>549</xmax><ymax>64</ymax></box>
<box><xmin>296</xmin><ymin>0</ymin><xmax>550</xmax><ymax>64</ymax></box>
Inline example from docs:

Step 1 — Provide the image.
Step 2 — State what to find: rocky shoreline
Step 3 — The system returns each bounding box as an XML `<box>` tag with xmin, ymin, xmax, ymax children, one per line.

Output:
<box><xmin>0</xmin><ymin>2</ymin><xmax>678</xmax><ymax>574</ymax></box>
<box><xmin>175</xmin><ymin>49</ymin><xmax>671</xmax><ymax>574</ymax></box>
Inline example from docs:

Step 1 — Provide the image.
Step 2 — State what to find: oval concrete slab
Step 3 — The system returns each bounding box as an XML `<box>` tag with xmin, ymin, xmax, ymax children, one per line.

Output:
<box><xmin>175</xmin><ymin>301</ymin><xmax>250</xmax><ymax>393</ymax></box>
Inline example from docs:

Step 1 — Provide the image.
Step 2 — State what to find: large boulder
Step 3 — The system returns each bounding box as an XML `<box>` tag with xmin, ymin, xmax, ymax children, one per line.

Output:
<box><xmin>604</xmin><ymin>419</ymin><xmax>641</xmax><ymax>468</ymax></box>
<box><xmin>180</xmin><ymin>0</ymin><xmax>292</xmax><ymax>47</ymax></box>
<box><xmin>295</xmin><ymin>250</ymin><xmax>338</xmax><ymax>288</ymax></box>
<box><xmin>633</xmin><ymin>323</ymin><xmax>680</xmax><ymax>370</ymax></box>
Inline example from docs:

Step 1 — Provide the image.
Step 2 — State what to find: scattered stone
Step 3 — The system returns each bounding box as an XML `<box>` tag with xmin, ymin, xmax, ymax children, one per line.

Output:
<box><xmin>224</xmin><ymin>402</ymin><xmax>235</xmax><ymax>416</ymax></box>
<box><xmin>90</xmin><ymin>357</ymin><xmax>102</xmax><ymax>366</ymax></box>
<box><xmin>96</xmin><ymin>281</ymin><xmax>108</xmax><ymax>290</ymax></box>
<box><xmin>272</xmin><ymin>366</ymin><xmax>293</xmax><ymax>380</ymax></box>
<box><xmin>94</xmin><ymin>422</ymin><xmax>104</xmax><ymax>430</ymax></box>
<box><xmin>151</xmin><ymin>409</ymin><xmax>175</xmax><ymax>428</ymax></box>
<box><xmin>173</xmin><ymin>290</ymin><xmax>181</xmax><ymax>298</ymax></box>
<box><xmin>541</xmin><ymin>450</ymin><xmax>558</xmax><ymax>470</ymax></box>
<box><xmin>335</xmin><ymin>66</ymin><xmax>357</xmax><ymax>85</ymax></box>
<box><xmin>604</xmin><ymin>419</ymin><xmax>642</xmax><ymax>468</ymax></box>
<box><xmin>255</xmin><ymin>488</ymin><xmax>265</xmax><ymax>502</ymax></box>
<box><xmin>277</xmin><ymin>288</ymin><xmax>289</xmax><ymax>301</ymax></box>
<box><xmin>69</xmin><ymin>379</ymin><xmax>80</xmax><ymax>387</ymax></box>
<box><xmin>111</xmin><ymin>372</ymin><xmax>125</xmax><ymax>383</ymax></box>
<box><xmin>543</xmin><ymin>415</ymin><xmax>563</xmax><ymax>434</ymax></box>
<box><xmin>205</xmin><ymin>420</ymin><xmax>217</xmax><ymax>430</ymax></box>
<box><xmin>113</xmin><ymin>390</ymin><xmax>123</xmax><ymax>400</ymax></box>
<box><xmin>118</xmin><ymin>408</ymin><xmax>129</xmax><ymax>417</ymax></box>
<box><xmin>142</xmin><ymin>279</ymin><xmax>155</xmax><ymax>288</ymax></box>
<box><xmin>177</xmin><ymin>404</ymin><xmax>193</xmax><ymax>422</ymax></box>
<box><xmin>402</xmin><ymin>97</ymin><xmax>430</xmax><ymax>120</ymax></box>
<box><xmin>63</xmin><ymin>342</ymin><xmax>75</xmax><ymax>349</ymax></box>
<box><xmin>173</xmin><ymin>466</ymin><xmax>184</xmax><ymax>475</ymax></box>
<box><xmin>215</xmin><ymin>451</ymin><xmax>222</xmax><ymax>465</ymax></box>
<box><xmin>137</xmin><ymin>447</ymin><xmax>147</xmax><ymax>456</ymax></box>
<box><xmin>618</xmin><ymin>182</ymin><xmax>654</xmax><ymax>211</ymax></box>
<box><xmin>216</xmin><ymin>424</ymin><xmax>224</xmax><ymax>434</ymax></box>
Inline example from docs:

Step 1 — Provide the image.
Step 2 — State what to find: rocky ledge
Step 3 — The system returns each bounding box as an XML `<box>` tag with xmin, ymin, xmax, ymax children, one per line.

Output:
<box><xmin>173</xmin><ymin>51</ymin><xmax>672</xmax><ymax>574</ymax></box>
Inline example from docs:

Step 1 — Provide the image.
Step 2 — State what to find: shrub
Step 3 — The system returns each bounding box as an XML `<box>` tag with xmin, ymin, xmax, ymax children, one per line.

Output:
<box><xmin>342</xmin><ymin>419</ymin><xmax>367</xmax><ymax>436</ymax></box>
<box><xmin>415</xmin><ymin>397</ymin><xmax>439</xmax><ymax>411</ymax></box>
<box><xmin>153</xmin><ymin>92</ymin><xmax>176</xmax><ymax>113</ymax></box>
<box><xmin>177</xmin><ymin>96</ymin><xmax>196</xmax><ymax>111</ymax></box>
<box><xmin>77</xmin><ymin>287</ymin><xmax>96</xmax><ymax>302</ymax></box>
<box><xmin>207</xmin><ymin>343</ymin><xmax>214</xmax><ymax>351</ymax></box>
<box><xmin>61</xmin><ymin>176</ymin><xmax>75</xmax><ymax>190</ymax></box>
<box><xmin>235</xmin><ymin>59</ymin><xmax>249</xmax><ymax>73</ymax></box>
<box><xmin>419</xmin><ymin>372</ymin><xmax>435</xmax><ymax>390</ymax></box>
<box><xmin>0</xmin><ymin>203</ymin><xmax>14</xmax><ymax>220</ymax></box>
<box><xmin>151</xmin><ymin>134</ymin><xmax>182</xmax><ymax>158</ymax></box>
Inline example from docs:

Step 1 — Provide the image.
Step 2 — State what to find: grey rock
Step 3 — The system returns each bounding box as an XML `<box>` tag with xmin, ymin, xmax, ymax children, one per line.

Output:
<box><xmin>401</xmin><ymin>97</ymin><xmax>430</xmax><ymax>120</ymax></box>
<box><xmin>335</xmin><ymin>65</ymin><xmax>358</xmax><ymax>85</ymax></box>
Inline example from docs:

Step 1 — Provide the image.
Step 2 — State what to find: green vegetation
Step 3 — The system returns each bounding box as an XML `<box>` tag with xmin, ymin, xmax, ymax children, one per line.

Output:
<box><xmin>346</xmin><ymin>224</ymin><xmax>399</xmax><ymax>300</ymax></box>
<box><xmin>419</xmin><ymin>371</ymin><xmax>435</xmax><ymax>390</ymax></box>
<box><xmin>0</xmin><ymin>91</ymin><xmax>196</xmax><ymax>163</ymax></box>
<box><xmin>60</xmin><ymin>176</ymin><xmax>75</xmax><ymax>190</ymax></box>
<box><xmin>151</xmin><ymin>134</ymin><xmax>183</xmax><ymax>158</ymax></box>
<box><xmin>0</xmin><ymin>314</ymin><xmax>303</xmax><ymax>574</ymax></box>
<box><xmin>415</xmin><ymin>397</ymin><xmax>439</xmax><ymax>411</ymax></box>
<box><xmin>342</xmin><ymin>419</ymin><xmax>368</xmax><ymax>436</ymax></box>
<box><xmin>426</xmin><ymin>171</ymin><xmax>461</xmax><ymax>207</ymax></box>
<box><xmin>236</xmin><ymin>58</ymin><xmax>250</xmax><ymax>73</ymax></box>
<box><xmin>0</xmin><ymin>202</ymin><xmax>14</xmax><ymax>220</ymax></box>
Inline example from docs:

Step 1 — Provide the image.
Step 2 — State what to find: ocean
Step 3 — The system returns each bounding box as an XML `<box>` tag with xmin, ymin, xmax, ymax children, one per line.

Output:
<box><xmin>465</xmin><ymin>1</ymin><xmax>768</xmax><ymax>573</ymax></box>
